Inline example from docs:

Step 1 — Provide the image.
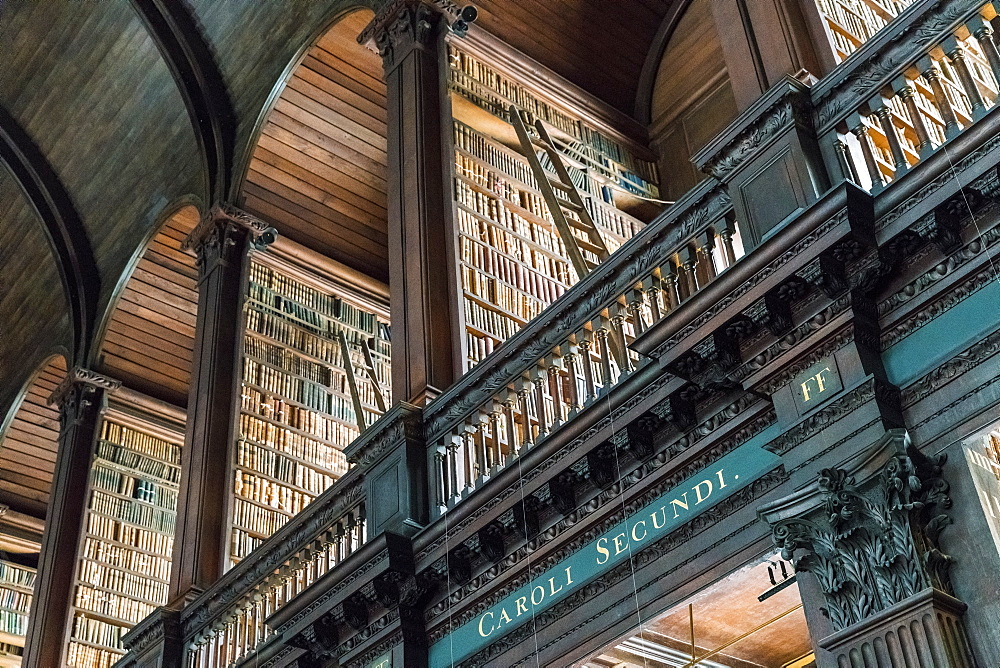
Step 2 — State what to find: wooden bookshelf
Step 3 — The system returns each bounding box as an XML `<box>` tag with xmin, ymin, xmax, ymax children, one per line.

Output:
<box><xmin>66</xmin><ymin>413</ymin><xmax>181</xmax><ymax>668</ymax></box>
<box><xmin>230</xmin><ymin>256</ymin><xmax>390</xmax><ymax>566</ymax></box>
<box><xmin>815</xmin><ymin>0</ymin><xmax>919</xmax><ymax>61</ymax></box>
<box><xmin>0</xmin><ymin>560</ymin><xmax>34</xmax><ymax>666</ymax></box>
<box><xmin>448</xmin><ymin>44</ymin><xmax>652</xmax><ymax>368</ymax></box>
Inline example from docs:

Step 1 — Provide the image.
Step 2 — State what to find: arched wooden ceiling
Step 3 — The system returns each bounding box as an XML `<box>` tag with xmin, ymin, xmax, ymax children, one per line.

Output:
<box><xmin>473</xmin><ymin>0</ymin><xmax>679</xmax><ymax>114</ymax></box>
<box><xmin>241</xmin><ymin>9</ymin><xmax>389</xmax><ymax>283</ymax></box>
<box><xmin>0</xmin><ymin>356</ymin><xmax>67</xmax><ymax>519</ymax></box>
<box><xmin>96</xmin><ymin>206</ymin><xmax>200</xmax><ymax>408</ymax></box>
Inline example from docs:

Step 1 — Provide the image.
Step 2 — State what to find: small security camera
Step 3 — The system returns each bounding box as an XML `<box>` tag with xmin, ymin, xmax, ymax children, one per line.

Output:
<box><xmin>451</xmin><ymin>5</ymin><xmax>477</xmax><ymax>36</ymax></box>
<box><xmin>255</xmin><ymin>226</ymin><xmax>278</xmax><ymax>250</ymax></box>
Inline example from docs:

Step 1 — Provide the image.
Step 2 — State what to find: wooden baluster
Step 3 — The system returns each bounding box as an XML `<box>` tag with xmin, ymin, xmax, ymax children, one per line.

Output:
<box><xmin>696</xmin><ymin>230</ymin><xmax>717</xmax><ymax>284</ymax></box>
<box><xmin>847</xmin><ymin>113</ymin><xmax>885</xmax><ymax>193</ymax></box>
<box><xmin>488</xmin><ymin>401</ymin><xmax>503</xmax><ymax>471</ymax></box>
<box><xmin>563</xmin><ymin>342</ymin><xmax>582</xmax><ymax>415</ymax></box>
<box><xmin>503</xmin><ymin>390</ymin><xmax>519</xmax><ymax>458</ymax></box>
<box><xmin>720</xmin><ymin>215</ymin><xmax>741</xmax><ymax>267</ymax></box>
<box><xmin>893</xmin><ymin>78</ymin><xmax>934</xmax><ymax>158</ymax></box>
<box><xmin>461</xmin><ymin>426</ymin><xmax>475</xmax><ymax>494</ymax></box>
<box><xmin>680</xmin><ymin>244</ymin><xmax>700</xmax><ymax>294</ymax></box>
<box><xmin>515</xmin><ymin>376</ymin><xmax>534</xmax><ymax>448</ymax></box>
<box><xmin>609</xmin><ymin>302</ymin><xmax>632</xmax><ymax>375</ymax></box>
<box><xmin>446</xmin><ymin>436</ymin><xmax>460</xmax><ymax>505</ymax></box>
<box><xmin>919</xmin><ymin>57</ymin><xmax>962</xmax><ymax>139</ymax></box>
<box><xmin>594</xmin><ymin>316</ymin><xmax>615</xmax><ymax>390</ymax></box>
<box><xmin>944</xmin><ymin>38</ymin><xmax>987</xmax><ymax>119</ymax></box>
<box><xmin>546</xmin><ymin>353</ymin><xmax>565</xmax><ymax>428</ymax></box>
<box><xmin>970</xmin><ymin>17</ymin><xmax>1000</xmax><ymax>85</ymax></box>
<box><xmin>576</xmin><ymin>331</ymin><xmax>597</xmax><ymax>404</ymax></box>
<box><xmin>869</xmin><ymin>95</ymin><xmax>908</xmax><ymax>177</ymax></box>
<box><xmin>662</xmin><ymin>262</ymin><xmax>681</xmax><ymax>310</ymax></box>
<box><xmin>834</xmin><ymin>136</ymin><xmax>860</xmax><ymax>184</ymax></box>
<box><xmin>434</xmin><ymin>446</ymin><xmax>447</xmax><ymax>511</ymax></box>
<box><xmin>532</xmin><ymin>365</ymin><xmax>549</xmax><ymax>438</ymax></box>
<box><xmin>627</xmin><ymin>286</ymin><xmax>648</xmax><ymax>336</ymax></box>
<box><xmin>642</xmin><ymin>274</ymin><xmax>662</xmax><ymax>323</ymax></box>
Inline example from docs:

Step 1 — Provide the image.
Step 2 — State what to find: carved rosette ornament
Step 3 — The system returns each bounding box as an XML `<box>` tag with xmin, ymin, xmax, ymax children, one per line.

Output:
<box><xmin>760</xmin><ymin>430</ymin><xmax>976</xmax><ymax>667</ymax></box>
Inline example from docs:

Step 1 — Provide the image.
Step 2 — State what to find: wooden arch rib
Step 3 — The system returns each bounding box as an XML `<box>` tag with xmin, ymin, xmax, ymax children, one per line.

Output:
<box><xmin>0</xmin><ymin>355</ymin><xmax>67</xmax><ymax>518</ymax></box>
<box><xmin>241</xmin><ymin>9</ymin><xmax>389</xmax><ymax>282</ymax></box>
<box><xmin>97</xmin><ymin>205</ymin><xmax>200</xmax><ymax>407</ymax></box>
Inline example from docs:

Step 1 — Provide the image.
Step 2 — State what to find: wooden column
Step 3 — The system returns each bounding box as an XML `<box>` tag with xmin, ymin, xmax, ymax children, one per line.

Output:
<box><xmin>169</xmin><ymin>205</ymin><xmax>273</xmax><ymax>602</ymax></box>
<box><xmin>361</xmin><ymin>0</ymin><xmax>463</xmax><ymax>406</ymax></box>
<box><xmin>22</xmin><ymin>368</ymin><xmax>121</xmax><ymax>668</ymax></box>
<box><xmin>711</xmin><ymin>0</ymin><xmax>825</xmax><ymax>110</ymax></box>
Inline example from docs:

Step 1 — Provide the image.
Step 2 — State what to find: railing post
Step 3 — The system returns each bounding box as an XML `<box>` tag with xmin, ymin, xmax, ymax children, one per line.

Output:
<box><xmin>918</xmin><ymin>57</ymin><xmax>963</xmax><ymax>139</ymax></box>
<box><xmin>892</xmin><ymin>78</ymin><xmax>935</xmax><ymax>159</ymax></box>
<box><xmin>344</xmin><ymin>403</ymin><xmax>427</xmax><ymax>537</ymax></box>
<box><xmin>847</xmin><ymin>113</ymin><xmax>884</xmax><ymax>193</ymax></box>
<box><xmin>944</xmin><ymin>37</ymin><xmax>987</xmax><ymax>120</ymax></box>
<box><xmin>969</xmin><ymin>16</ymin><xmax>1000</xmax><ymax>82</ymax></box>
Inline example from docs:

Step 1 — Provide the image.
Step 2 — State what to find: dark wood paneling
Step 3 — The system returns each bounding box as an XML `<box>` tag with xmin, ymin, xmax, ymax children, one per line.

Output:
<box><xmin>99</xmin><ymin>206</ymin><xmax>200</xmax><ymax>407</ymax></box>
<box><xmin>242</xmin><ymin>9</ymin><xmax>389</xmax><ymax>282</ymax></box>
<box><xmin>472</xmin><ymin>0</ymin><xmax>677</xmax><ymax>115</ymax></box>
<box><xmin>0</xmin><ymin>356</ymin><xmax>66</xmax><ymax>517</ymax></box>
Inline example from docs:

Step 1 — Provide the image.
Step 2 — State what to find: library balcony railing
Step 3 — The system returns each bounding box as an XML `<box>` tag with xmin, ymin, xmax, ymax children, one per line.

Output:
<box><xmin>171</xmin><ymin>471</ymin><xmax>365</xmax><ymax>667</ymax></box>
<box><xmin>814</xmin><ymin>0</ymin><xmax>1000</xmax><ymax>193</ymax></box>
<box><xmin>425</xmin><ymin>177</ymin><xmax>741</xmax><ymax>514</ymax></box>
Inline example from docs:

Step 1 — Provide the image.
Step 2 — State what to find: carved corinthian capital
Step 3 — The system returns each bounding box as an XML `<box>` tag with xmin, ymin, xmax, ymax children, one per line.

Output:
<box><xmin>181</xmin><ymin>204</ymin><xmax>277</xmax><ymax>274</ymax></box>
<box><xmin>48</xmin><ymin>367</ymin><xmax>121</xmax><ymax>428</ymax></box>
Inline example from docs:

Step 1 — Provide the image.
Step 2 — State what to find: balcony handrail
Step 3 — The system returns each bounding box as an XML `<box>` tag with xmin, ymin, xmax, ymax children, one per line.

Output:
<box><xmin>423</xmin><ymin>177</ymin><xmax>732</xmax><ymax>444</ymax></box>
<box><xmin>176</xmin><ymin>467</ymin><xmax>365</xmax><ymax>647</ymax></box>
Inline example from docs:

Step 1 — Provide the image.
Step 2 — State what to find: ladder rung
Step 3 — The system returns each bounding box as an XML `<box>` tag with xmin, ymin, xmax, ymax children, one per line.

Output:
<box><xmin>546</xmin><ymin>175</ymin><xmax>572</xmax><ymax>191</ymax></box>
<box><xmin>576</xmin><ymin>239</ymin><xmax>604</xmax><ymax>255</ymax></box>
<box><xmin>557</xmin><ymin>198</ymin><xmax>584</xmax><ymax>212</ymax></box>
<box><xmin>567</xmin><ymin>218</ymin><xmax>595</xmax><ymax>231</ymax></box>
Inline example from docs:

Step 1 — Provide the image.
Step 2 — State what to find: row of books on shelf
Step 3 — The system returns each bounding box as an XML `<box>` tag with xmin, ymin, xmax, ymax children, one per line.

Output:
<box><xmin>0</xmin><ymin>561</ymin><xmax>34</xmax><ymax>590</ymax></box>
<box><xmin>232</xmin><ymin>496</ymin><xmax>293</xmax><ymax>538</ymax></box>
<box><xmin>95</xmin><ymin>440</ymin><xmax>180</xmax><ymax>486</ymax></box>
<box><xmin>91</xmin><ymin>464</ymin><xmax>177</xmax><ymax>510</ymax></box>
<box><xmin>71</xmin><ymin>615</ymin><xmax>126</xmax><ymax>654</ymax></box>
<box><xmin>74</xmin><ymin>583</ymin><xmax>156</xmax><ymax>624</ymax></box>
<box><xmin>454</xmin><ymin>121</ymin><xmax>537</xmax><ymax>188</ymax></box>
<box><xmin>461</xmin><ymin>265</ymin><xmax>546</xmax><ymax>323</ymax></box>
<box><xmin>0</xmin><ymin>609</ymin><xmax>26</xmax><ymax>637</ymax></box>
<box><xmin>246</xmin><ymin>309</ymin><xmax>375</xmax><ymax>371</ymax></box>
<box><xmin>244</xmin><ymin>333</ymin><xmax>339</xmax><ymax>386</ymax></box>
<box><xmin>459</xmin><ymin>235</ymin><xmax>568</xmax><ymax>304</ymax></box>
<box><xmin>466</xmin><ymin>331</ymin><xmax>496</xmax><ymax>365</ymax></box>
<box><xmin>83</xmin><ymin>537</ymin><xmax>170</xmax><ymax>583</ymax></box>
<box><xmin>235</xmin><ymin>471</ymin><xmax>318</xmax><ymax>515</ymax></box>
<box><xmin>456</xmin><ymin>181</ymin><xmax>568</xmax><ymax>255</ymax></box>
<box><xmin>246</xmin><ymin>286</ymin><xmax>388</xmax><ymax>346</ymax></box>
<box><xmin>237</xmin><ymin>440</ymin><xmax>338</xmax><ymax>493</ymax></box>
<box><xmin>89</xmin><ymin>490</ymin><xmax>176</xmax><ymax>535</ymax></box>
<box><xmin>230</xmin><ymin>528</ymin><xmax>263</xmax><ymax>562</ymax></box>
<box><xmin>459</xmin><ymin>223</ymin><xmax>573</xmax><ymax>290</ymax></box>
<box><xmin>79</xmin><ymin>560</ymin><xmax>168</xmax><ymax>606</ymax></box>
<box><xmin>815</xmin><ymin>0</ymin><xmax>898</xmax><ymax>46</ymax></box>
<box><xmin>447</xmin><ymin>47</ymin><xmax>659</xmax><ymax>185</ymax></box>
<box><xmin>241</xmin><ymin>388</ymin><xmax>362</xmax><ymax>448</ymax></box>
<box><xmin>87</xmin><ymin>513</ymin><xmax>173</xmax><ymax>558</ymax></box>
<box><xmin>0</xmin><ymin>643</ymin><xmax>22</xmax><ymax>658</ymax></box>
<box><xmin>240</xmin><ymin>415</ymin><xmax>351</xmax><ymax>473</ymax></box>
<box><xmin>0</xmin><ymin>589</ymin><xmax>31</xmax><ymax>616</ymax></box>
<box><xmin>67</xmin><ymin>640</ymin><xmax>121</xmax><ymax>668</ymax></box>
<box><xmin>248</xmin><ymin>263</ymin><xmax>384</xmax><ymax>335</ymax></box>
<box><xmin>464</xmin><ymin>298</ymin><xmax>519</xmax><ymax>342</ymax></box>
<box><xmin>100</xmin><ymin>421</ymin><xmax>180</xmax><ymax>466</ymax></box>
<box><xmin>455</xmin><ymin>155</ymin><xmax>552</xmax><ymax>220</ymax></box>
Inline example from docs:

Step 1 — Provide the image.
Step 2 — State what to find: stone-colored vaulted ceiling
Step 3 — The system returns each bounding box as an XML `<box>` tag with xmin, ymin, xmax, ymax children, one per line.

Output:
<box><xmin>0</xmin><ymin>0</ymin><xmax>681</xmax><ymax>516</ymax></box>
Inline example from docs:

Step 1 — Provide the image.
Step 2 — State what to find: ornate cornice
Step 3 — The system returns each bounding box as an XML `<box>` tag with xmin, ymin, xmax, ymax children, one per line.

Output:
<box><xmin>694</xmin><ymin>76</ymin><xmax>813</xmax><ymax>181</ymax></box>
<box><xmin>903</xmin><ymin>325</ymin><xmax>1000</xmax><ymax>410</ymax></box>
<box><xmin>453</xmin><ymin>468</ymin><xmax>787</xmax><ymax>666</ymax></box>
<box><xmin>766</xmin><ymin>378</ymin><xmax>877</xmax><ymax>455</ymax></box>
<box><xmin>119</xmin><ymin>607</ymin><xmax>181</xmax><ymax>656</ymax></box>
<box><xmin>425</xmin><ymin>409</ymin><xmax>777</xmax><ymax>633</ymax></box>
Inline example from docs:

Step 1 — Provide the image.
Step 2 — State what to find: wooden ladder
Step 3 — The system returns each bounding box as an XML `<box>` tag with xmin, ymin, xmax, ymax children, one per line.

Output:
<box><xmin>509</xmin><ymin>105</ymin><xmax>611</xmax><ymax>279</ymax></box>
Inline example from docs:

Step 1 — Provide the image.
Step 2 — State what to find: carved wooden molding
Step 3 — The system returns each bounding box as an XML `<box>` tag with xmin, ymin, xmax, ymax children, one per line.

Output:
<box><xmin>47</xmin><ymin>366</ymin><xmax>121</xmax><ymax>408</ymax></box>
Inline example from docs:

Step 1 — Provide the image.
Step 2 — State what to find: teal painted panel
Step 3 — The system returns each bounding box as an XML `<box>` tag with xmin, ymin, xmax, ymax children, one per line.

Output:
<box><xmin>884</xmin><ymin>278</ymin><xmax>1000</xmax><ymax>386</ymax></box>
<box><xmin>428</xmin><ymin>425</ymin><xmax>783</xmax><ymax>667</ymax></box>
